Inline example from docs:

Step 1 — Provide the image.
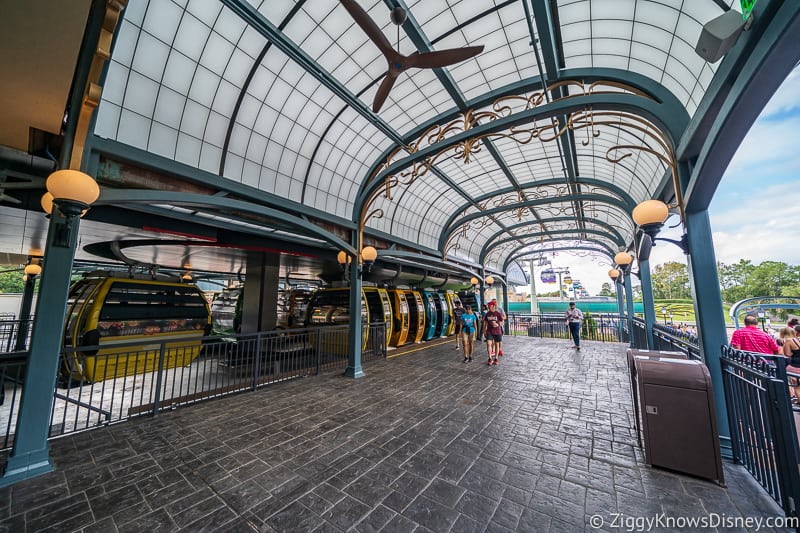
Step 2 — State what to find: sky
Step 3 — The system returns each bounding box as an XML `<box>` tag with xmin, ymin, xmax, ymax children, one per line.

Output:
<box><xmin>519</xmin><ymin>66</ymin><xmax>800</xmax><ymax>297</ymax></box>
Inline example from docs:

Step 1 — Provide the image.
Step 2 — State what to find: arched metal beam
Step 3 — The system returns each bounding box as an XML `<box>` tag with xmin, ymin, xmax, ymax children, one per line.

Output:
<box><xmin>438</xmin><ymin>176</ymin><xmax>637</xmax><ymax>251</ymax></box>
<box><xmin>440</xmin><ymin>193</ymin><xmax>632</xmax><ymax>253</ymax></box>
<box><xmin>95</xmin><ymin>189</ymin><xmax>354</xmax><ymax>255</ymax></box>
<box><xmin>481</xmin><ymin>229</ymin><xmax>622</xmax><ymax>265</ymax></box>
<box><xmin>355</xmin><ymin>67</ymin><xmax>688</xmax><ymax>217</ymax></box>
<box><xmin>479</xmin><ymin>217</ymin><xmax>628</xmax><ymax>255</ymax></box>
<box><xmin>504</xmin><ymin>244</ymin><xmax>614</xmax><ymax>272</ymax></box>
<box><xmin>353</xmin><ymin>92</ymin><xmax>670</xmax><ymax>225</ymax></box>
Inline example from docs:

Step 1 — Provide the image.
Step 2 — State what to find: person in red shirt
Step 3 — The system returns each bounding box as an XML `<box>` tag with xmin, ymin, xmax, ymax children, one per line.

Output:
<box><xmin>730</xmin><ymin>315</ymin><xmax>780</xmax><ymax>355</ymax></box>
<box><xmin>483</xmin><ymin>301</ymin><xmax>505</xmax><ymax>365</ymax></box>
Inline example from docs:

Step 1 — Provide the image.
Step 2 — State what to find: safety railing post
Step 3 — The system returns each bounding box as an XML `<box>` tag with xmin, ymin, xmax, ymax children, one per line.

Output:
<box><xmin>253</xmin><ymin>332</ymin><xmax>263</xmax><ymax>391</ymax></box>
<box><xmin>151</xmin><ymin>342</ymin><xmax>167</xmax><ymax>417</ymax></box>
<box><xmin>315</xmin><ymin>327</ymin><xmax>322</xmax><ymax>375</ymax></box>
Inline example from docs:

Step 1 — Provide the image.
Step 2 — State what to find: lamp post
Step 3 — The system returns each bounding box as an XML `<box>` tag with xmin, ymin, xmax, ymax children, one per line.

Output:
<box><xmin>339</xmin><ymin>245</ymin><xmax>378</xmax><ymax>379</ymax></box>
<box><xmin>661</xmin><ymin>306</ymin><xmax>668</xmax><ymax>324</ymax></box>
<box><xmin>14</xmin><ymin>260</ymin><xmax>41</xmax><ymax>352</ymax></box>
<box><xmin>757</xmin><ymin>309</ymin><xmax>766</xmax><ymax>331</ymax></box>
<box><xmin>614</xmin><ymin>252</ymin><xmax>635</xmax><ymax>347</ymax></box>
<box><xmin>2</xmin><ymin>170</ymin><xmax>100</xmax><ymax>487</ymax></box>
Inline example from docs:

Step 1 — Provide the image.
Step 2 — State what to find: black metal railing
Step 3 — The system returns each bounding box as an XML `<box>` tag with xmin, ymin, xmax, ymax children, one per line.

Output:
<box><xmin>629</xmin><ymin>319</ymin><xmax>703</xmax><ymax>362</ymax></box>
<box><xmin>0</xmin><ymin>318</ymin><xmax>33</xmax><ymax>353</ymax></box>
<box><xmin>631</xmin><ymin>318</ymin><xmax>648</xmax><ymax>349</ymax></box>
<box><xmin>0</xmin><ymin>323</ymin><xmax>386</xmax><ymax>451</ymax></box>
<box><xmin>508</xmin><ymin>313</ymin><xmax>625</xmax><ymax>343</ymax></box>
<box><xmin>0</xmin><ymin>351</ymin><xmax>27</xmax><ymax>449</ymax></box>
<box><xmin>720</xmin><ymin>346</ymin><xmax>800</xmax><ymax>518</ymax></box>
<box><xmin>652</xmin><ymin>323</ymin><xmax>703</xmax><ymax>361</ymax></box>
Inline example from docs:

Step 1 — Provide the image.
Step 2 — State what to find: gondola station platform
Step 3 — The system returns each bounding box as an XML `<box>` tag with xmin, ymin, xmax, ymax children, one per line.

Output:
<box><xmin>0</xmin><ymin>337</ymin><xmax>791</xmax><ymax>532</ymax></box>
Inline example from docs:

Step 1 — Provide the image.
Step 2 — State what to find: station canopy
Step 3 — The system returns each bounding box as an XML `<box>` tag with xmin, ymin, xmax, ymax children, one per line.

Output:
<box><xmin>93</xmin><ymin>0</ymin><xmax>741</xmax><ymax>276</ymax></box>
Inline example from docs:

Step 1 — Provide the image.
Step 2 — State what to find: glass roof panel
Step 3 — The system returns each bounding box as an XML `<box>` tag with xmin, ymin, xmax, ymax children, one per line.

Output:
<box><xmin>96</xmin><ymin>0</ymin><xmax>743</xmax><ymax>270</ymax></box>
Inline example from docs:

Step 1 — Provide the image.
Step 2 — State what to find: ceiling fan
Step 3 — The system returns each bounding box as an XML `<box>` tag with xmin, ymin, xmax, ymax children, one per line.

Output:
<box><xmin>339</xmin><ymin>0</ymin><xmax>484</xmax><ymax>113</ymax></box>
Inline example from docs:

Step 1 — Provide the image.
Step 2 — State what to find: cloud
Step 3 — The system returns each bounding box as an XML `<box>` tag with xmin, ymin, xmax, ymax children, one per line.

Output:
<box><xmin>761</xmin><ymin>67</ymin><xmax>800</xmax><ymax>117</ymax></box>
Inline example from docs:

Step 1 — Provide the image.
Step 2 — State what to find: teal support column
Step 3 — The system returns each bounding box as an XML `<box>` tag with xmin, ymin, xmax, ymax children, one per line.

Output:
<box><xmin>1</xmin><ymin>211</ymin><xmax>82</xmax><ymax>486</ymax></box>
<box><xmin>685</xmin><ymin>209</ymin><xmax>731</xmax><ymax>458</ymax></box>
<box><xmin>638</xmin><ymin>258</ymin><xmax>656</xmax><ymax>349</ymax></box>
<box><xmin>502</xmin><ymin>282</ymin><xmax>510</xmax><ymax>335</ymax></box>
<box><xmin>615</xmin><ymin>280</ymin><xmax>625</xmax><ymax>338</ymax></box>
<box><xmin>14</xmin><ymin>274</ymin><xmax>37</xmax><ymax>352</ymax></box>
<box><xmin>345</xmin><ymin>256</ymin><xmax>364</xmax><ymax>379</ymax></box>
<box><xmin>623</xmin><ymin>271</ymin><xmax>635</xmax><ymax>347</ymax></box>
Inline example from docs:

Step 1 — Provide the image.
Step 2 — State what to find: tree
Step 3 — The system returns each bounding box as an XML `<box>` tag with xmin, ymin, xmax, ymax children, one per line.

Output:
<box><xmin>599</xmin><ymin>282</ymin><xmax>615</xmax><ymax>297</ymax></box>
<box><xmin>718</xmin><ymin>260</ymin><xmax>755</xmax><ymax>303</ymax></box>
<box><xmin>0</xmin><ymin>270</ymin><xmax>26</xmax><ymax>293</ymax></box>
<box><xmin>651</xmin><ymin>262</ymin><xmax>690</xmax><ymax>299</ymax></box>
<box><xmin>716</xmin><ymin>260</ymin><xmax>800</xmax><ymax>303</ymax></box>
<box><xmin>747</xmin><ymin>261</ymin><xmax>799</xmax><ymax>297</ymax></box>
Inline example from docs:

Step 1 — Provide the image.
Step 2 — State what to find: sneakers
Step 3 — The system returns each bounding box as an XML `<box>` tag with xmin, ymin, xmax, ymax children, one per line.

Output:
<box><xmin>576</xmin><ymin>346</ymin><xmax>581</xmax><ymax>351</ymax></box>
<box><xmin>468</xmin><ymin>357</ymin><xmax>472</xmax><ymax>362</ymax></box>
<box><xmin>498</xmin><ymin>350</ymin><xmax>504</xmax><ymax>356</ymax></box>
<box><xmin>488</xmin><ymin>358</ymin><xmax>492</xmax><ymax>366</ymax></box>
<box><xmin>492</xmin><ymin>359</ymin><xmax>498</xmax><ymax>365</ymax></box>
<box><xmin>456</xmin><ymin>345</ymin><xmax>461</xmax><ymax>351</ymax></box>
<box><xmin>463</xmin><ymin>357</ymin><xmax>468</xmax><ymax>363</ymax></box>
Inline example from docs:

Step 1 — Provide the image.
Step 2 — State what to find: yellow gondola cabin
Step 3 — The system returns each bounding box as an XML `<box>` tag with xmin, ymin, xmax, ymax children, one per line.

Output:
<box><xmin>61</xmin><ymin>274</ymin><xmax>211</xmax><ymax>382</ymax></box>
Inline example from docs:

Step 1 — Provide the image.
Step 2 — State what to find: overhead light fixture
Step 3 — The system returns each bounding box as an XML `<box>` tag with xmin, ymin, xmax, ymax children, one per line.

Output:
<box><xmin>41</xmin><ymin>192</ymin><xmax>54</xmax><ymax>215</ymax></box>
<box><xmin>470</xmin><ymin>276</ymin><xmax>479</xmax><ymax>290</ymax></box>
<box><xmin>44</xmin><ymin>170</ymin><xmax>100</xmax><ymax>248</ymax></box>
<box><xmin>338</xmin><ymin>245</ymin><xmax>378</xmax><ymax>276</ymax></box>
<box><xmin>632</xmin><ymin>200</ymin><xmax>670</xmax><ymax>240</ymax></box>
<box><xmin>632</xmin><ymin>199</ymin><xmax>689</xmax><ymax>259</ymax></box>
<box><xmin>614</xmin><ymin>251</ymin><xmax>633</xmax><ymax>266</ymax></box>
<box><xmin>181</xmin><ymin>273</ymin><xmax>192</xmax><ymax>282</ymax></box>
<box><xmin>485</xmin><ymin>276</ymin><xmax>494</xmax><ymax>286</ymax></box>
<box><xmin>24</xmin><ymin>263</ymin><xmax>42</xmax><ymax>277</ymax></box>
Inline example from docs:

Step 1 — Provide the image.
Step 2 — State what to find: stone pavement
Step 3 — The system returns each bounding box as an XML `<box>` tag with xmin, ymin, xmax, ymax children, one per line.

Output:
<box><xmin>0</xmin><ymin>336</ymin><xmax>792</xmax><ymax>532</ymax></box>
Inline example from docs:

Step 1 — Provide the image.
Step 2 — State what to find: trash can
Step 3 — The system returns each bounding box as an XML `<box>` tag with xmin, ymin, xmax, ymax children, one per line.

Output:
<box><xmin>626</xmin><ymin>349</ymin><xmax>687</xmax><ymax>448</ymax></box>
<box><xmin>632</xmin><ymin>357</ymin><xmax>724</xmax><ymax>485</ymax></box>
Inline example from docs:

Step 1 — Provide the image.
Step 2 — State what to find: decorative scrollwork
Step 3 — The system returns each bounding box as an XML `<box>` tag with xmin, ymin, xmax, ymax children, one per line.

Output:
<box><xmin>359</xmin><ymin>80</ymin><xmax>674</xmax><ymax>264</ymax></box>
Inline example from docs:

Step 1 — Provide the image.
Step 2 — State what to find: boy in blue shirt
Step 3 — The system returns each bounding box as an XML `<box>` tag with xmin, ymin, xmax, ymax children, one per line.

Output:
<box><xmin>461</xmin><ymin>305</ymin><xmax>478</xmax><ymax>362</ymax></box>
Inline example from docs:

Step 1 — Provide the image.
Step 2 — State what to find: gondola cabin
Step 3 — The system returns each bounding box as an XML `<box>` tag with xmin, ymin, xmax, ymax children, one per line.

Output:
<box><xmin>306</xmin><ymin>287</ymin><xmax>392</xmax><ymax>353</ymax></box>
<box><xmin>444</xmin><ymin>292</ymin><xmax>461</xmax><ymax>336</ymax></box>
<box><xmin>430</xmin><ymin>291</ymin><xmax>449</xmax><ymax>337</ymax></box>
<box><xmin>403</xmin><ymin>290</ymin><xmax>425</xmax><ymax>343</ymax></box>
<box><xmin>418</xmin><ymin>291</ymin><xmax>438</xmax><ymax>341</ymax></box>
<box><xmin>387</xmin><ymin>289</ymin><xmax>410</xmax><ymax>347</ymax></box>
<box><xmin>363</xmin><ymin>287</ymin><xmax>393</xmax><ymax>348</ymax></box>
<box><xmin>62</xmin><ymin>275</ymin><xmax>211</xmax><ymax>382</ymax></box>
<box><xmin>211</xmin><ymin>287</ymin><xmax>240</xmax><ymax>335</ymax></box>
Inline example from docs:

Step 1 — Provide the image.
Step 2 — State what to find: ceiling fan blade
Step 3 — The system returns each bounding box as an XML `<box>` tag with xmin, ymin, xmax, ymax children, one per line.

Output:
<box><xmin>373</xmin><ymin>71</ymin><xmax>399</xmax><ymax>113</ymax></box>
<box><xmin>406</xmin><ymin>45</ymin><xmax>484</xmax><ymax>69</ymax></box>
<box><xmin>339</xmin><ymin>0</ymin><xmax>395</xmax><ymax>58</ymax></box>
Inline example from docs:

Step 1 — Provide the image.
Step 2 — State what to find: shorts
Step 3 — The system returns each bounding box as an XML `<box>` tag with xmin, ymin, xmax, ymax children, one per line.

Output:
<box><xmin>461</xmin><ymin>330</ymin><xmax>475</xmax><ymax>341</ymax></box>
<box><xmin>487</xmin><ymin>333</ymin><xmax>503</xmax><ymax>342</ymax></box>
<box><xmin>455</xmin><ymin>323</ymin><xmax>463</xmax><ymax>334</ymax></box>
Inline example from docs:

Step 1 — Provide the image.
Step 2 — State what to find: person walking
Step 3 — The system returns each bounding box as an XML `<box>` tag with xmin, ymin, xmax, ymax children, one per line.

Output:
<box><xmin>483</xmin><ymin>301</ymin><xmax>505</xmax><ymax>365</ymax></box>
<box><xmin>461</xmin><ymin>305</ymin><xmax>478</xmax><ymax>362</ymax></box>
<box><xmin>730</xmin><ymin>315</ymin><xmax>780</xmax><ymax>355</ymax></box>
<box><xmin>565</xmin><ymin>301</ymin><xmax>584</xmax><ymax>350</ymax></box>
<box><xmin>453</xmin><ymin>300</ymin><xmax>465</xmax><ymax>351</ymax></box>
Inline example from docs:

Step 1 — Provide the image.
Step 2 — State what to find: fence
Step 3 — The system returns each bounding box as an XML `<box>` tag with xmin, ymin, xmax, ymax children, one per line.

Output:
<box><xmin>0</xmin><ymin>318</ymin><xmax>33</xmax><ymax>353</ymax></box>
<box><xmin>0</xmin><ymin>323</ymin><xmax>386</xmax><ymax>451</ymax></box>
<box><xmin>507</xmin><ymin>312</ymin><xmax>625</xmax><ymax>343</ymax></box>
<box><xmin>628</xmin><ymin>319</ymin><xmax>703</xmax><ymax>361</ymax></box>
<box><xmin>720</xmin><ymin>347</ymin><xmax>800</xmax><ymax>517</ymax></box>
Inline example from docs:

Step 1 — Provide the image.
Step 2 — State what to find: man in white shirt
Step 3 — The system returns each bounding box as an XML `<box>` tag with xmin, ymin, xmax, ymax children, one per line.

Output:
<box><xmin>565</xmin><ymin>301</ymin><xmax>584</xmax><ymax>350</ymax></box>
